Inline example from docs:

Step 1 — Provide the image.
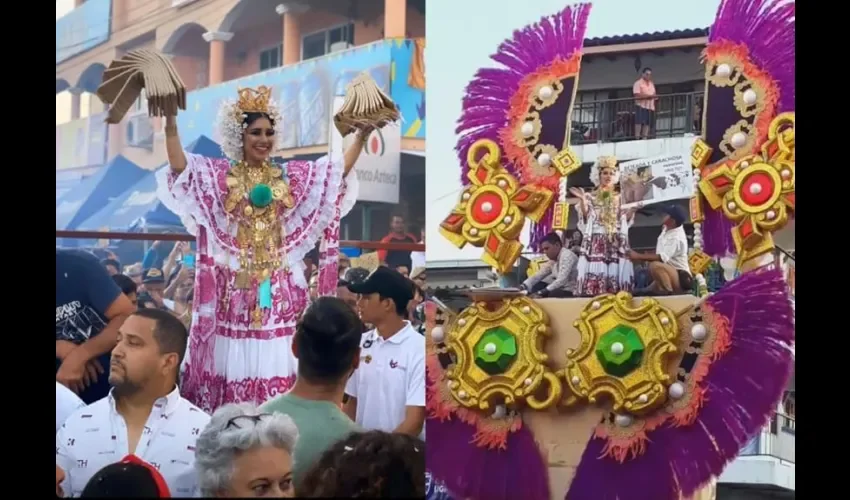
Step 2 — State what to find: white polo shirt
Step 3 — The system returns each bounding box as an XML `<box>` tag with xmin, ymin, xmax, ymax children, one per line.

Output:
<box><xmin>56</xmin><ymin>386</ymin><xmax>210</xmax><ymax>497</ymax></box>
<box><xmin>56</xmin><ymin>382</ymin><xmax>86</xmax><ymax>433</ymax></box>
<box><xmin>345</xmin><ymin>322</ymin><xmax>425</xmax><ymax>435</ymax></box>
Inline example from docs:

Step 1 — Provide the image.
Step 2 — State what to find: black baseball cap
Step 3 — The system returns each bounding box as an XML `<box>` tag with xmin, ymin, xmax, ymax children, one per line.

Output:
<box><xmin>347</xmin><ymin>266</ymin><xmax>414</xmax><ymax>305</ymax></box>
<box><xmin>142</xmin><ymin>267</ymin><xmax>166</xmax><ymax>284</ymax></box>
<box><xmin>659</xmin><ymin>204</ymin><xmax>686</xmax><ymax>226</ymax></box>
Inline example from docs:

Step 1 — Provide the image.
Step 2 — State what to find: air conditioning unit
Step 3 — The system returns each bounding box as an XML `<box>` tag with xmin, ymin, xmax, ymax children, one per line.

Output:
<box><xmin>330</xmin><ymin>41</ymin><xmax>352</xmax><ymax>53</ymax></box>
<box><xmin>126</xmin><ymin>113</ymin><xmax>155</xmax><ymax>150</ymax></box>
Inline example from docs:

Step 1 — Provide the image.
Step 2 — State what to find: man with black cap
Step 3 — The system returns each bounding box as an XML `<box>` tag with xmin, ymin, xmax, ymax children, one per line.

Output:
<box><xmin>628</xmin><ymin>204</ymin><xmax>693</xmax><ymax>295</ymax></box>
<box><xmin>137</xmin><ymin>268</ymin><xmax>167</xmax><ymax>309</ymax></box>
<box><xmin>343</xmin><ymin>266</ymin><xmax>426</xmax><ymax>438</ymax></box>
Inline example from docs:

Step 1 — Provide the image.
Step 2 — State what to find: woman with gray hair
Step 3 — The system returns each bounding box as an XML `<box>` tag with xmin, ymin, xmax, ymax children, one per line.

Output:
<box><xmin>194</xmin><ymin>403</ymin><xmax>299</xmax><ymax>497</ymax></box>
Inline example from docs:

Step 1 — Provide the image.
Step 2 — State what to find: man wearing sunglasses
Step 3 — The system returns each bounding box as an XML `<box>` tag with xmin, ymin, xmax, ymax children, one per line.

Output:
<box><xmin>56</xmin><ymin>309</ymin><xmax>210</xmax><ymax>498</ymax></box>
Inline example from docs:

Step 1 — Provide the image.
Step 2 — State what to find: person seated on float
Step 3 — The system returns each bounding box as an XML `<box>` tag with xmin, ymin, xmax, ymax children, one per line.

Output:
<box><xmin>519</xmin><ymin>232</ymin><xmax>579</xmax><ymax>298</ymax></box>
<box><xmin>628</xmin><ymin>205</ymin><xmax>693</xmax><ymax>295</ymax></box>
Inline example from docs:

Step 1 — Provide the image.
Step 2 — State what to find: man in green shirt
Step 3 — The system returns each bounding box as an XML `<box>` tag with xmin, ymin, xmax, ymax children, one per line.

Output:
<box><xmin>261</xmin><ymin>296</ymin><xmax>364</xmax><ymax>488</ymax></box>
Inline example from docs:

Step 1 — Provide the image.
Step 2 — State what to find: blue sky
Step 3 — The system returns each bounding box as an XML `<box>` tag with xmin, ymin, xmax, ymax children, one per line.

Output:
<box><xmin>424</xmin><ymin>0</ymin><xmax>721</xmax><ymax>263</ymax></box>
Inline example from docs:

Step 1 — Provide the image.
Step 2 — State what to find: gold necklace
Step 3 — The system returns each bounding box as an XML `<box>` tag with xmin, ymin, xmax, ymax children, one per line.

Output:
<box><xmin>224</xmin><ymin>161</ymin><xmax>295</xmax><ymax>326</ymax></box>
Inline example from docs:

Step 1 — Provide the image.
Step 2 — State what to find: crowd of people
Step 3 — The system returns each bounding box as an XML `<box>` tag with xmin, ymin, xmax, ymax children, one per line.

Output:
<box><xmin>56</xmin><ymin>244</ymin><xmax>426</xmax><ymax>498</ymax></box>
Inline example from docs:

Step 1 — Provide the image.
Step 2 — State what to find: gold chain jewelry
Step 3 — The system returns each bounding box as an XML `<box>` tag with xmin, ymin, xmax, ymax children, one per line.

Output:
<box><xmin>224</xmin><ymin>161</ymin><xmax>295</xmax><ymax>326</ymax></box>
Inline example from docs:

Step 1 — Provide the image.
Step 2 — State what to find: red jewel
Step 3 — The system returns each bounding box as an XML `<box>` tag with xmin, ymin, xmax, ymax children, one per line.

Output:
<box><xmin>739</xmin><ymin>171</ymin><xmax>774</xmax><ymax>206</ymax></box>
<box><xmin>470</xmin><ymin>193</ymin><xmax>503</xmax><ymax>224</ymax></box>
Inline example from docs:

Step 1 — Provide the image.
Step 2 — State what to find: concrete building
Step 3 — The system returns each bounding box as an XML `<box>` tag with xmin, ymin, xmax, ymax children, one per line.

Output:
<box><xmin>56</xmin><ymin>0</ymin><xmax>426</xmax><ymax>240</ymax></box>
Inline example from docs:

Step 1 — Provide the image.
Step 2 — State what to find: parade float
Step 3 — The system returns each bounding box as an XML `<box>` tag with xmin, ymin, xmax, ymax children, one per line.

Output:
<box><xmin>427</xmin><ymin>1</ymin><xmax>795</xmax><ymax>499</ymax></box>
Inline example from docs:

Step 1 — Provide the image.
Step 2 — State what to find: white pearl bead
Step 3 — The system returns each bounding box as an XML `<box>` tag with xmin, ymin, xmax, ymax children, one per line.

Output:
<box><xmin>694</xmin><ymin>223</ymin><xmax>702</xmax><ymax>230</ymax></box>
<box><xmin>749</xmin><ymin>183</ymin><xmax>762</xmax><ymax>195</ymax></box>
<box><xmin>524</xmin><ymin>377</ymin><xmax>533</xmax><ymax>386</ymax></box>
<box><xmin>731</xmin><ymin>132</ymin><xmax>747</xmax><ymax>148</ymax></box>
<box><xmin>668</xmin><ymin>382</ymin><xmax>685</xmax><ymax>399</ymax></box>
<box><xmin>521</xmin><ymin>305</ymin><xmax>530</xmax><ymax>314</ymax></box>
<box><xmin>695</xmin><ymin>242</ymin><xmax>703</xmax><ymax>249</ymax></box>
<box><xmin>766</xmin><ymin>210</ymin><xmax>776</xmax><ymax>220</ymax></box>
<box><xmin>481</xmin><ymin>201</ymin><xmax>493</xmax><ymax>213</ymax></box>
<box><xmin>638</xmin><ymin>394</ymin><xmax>649</xmax><ymax>404</ymax></box>
<box><xmin>611</xmin><ymin>342</ymin><xmax>625</xmax><ymax>355</ymax></box>
<box><xmin>458</xmin><ymin>318</ymin><xmax>467</xmax><ymax>327</ymax></box>
<box><xmin>503</xmin><ymin>216</ymin><xmax>513</xmax><ymax>224</ymax></box>
<box><xmin>614</xmin><ymin>414</ymin><xmax>633</xmax><ymax>427</ymax></box>
<box><xmin>781</xmin><ymin>169</ymin><xmax>791</xmax><ymax>179</ymax></box>
<box><xmin>740</xmin><ymin>161</ymin><xmax>749</xmax><ymax>169</ymax></box>
<box><xmin>470</xmin><ymin>228</ymin><xmax>478</xmax><ymax>236</ymax></box>
<box><xmin>521</xmin><ymin>122</ymin><xmax>534</xmax><ymax>137</ymax></box>
<box><xmin>431</xmin><ymin>326</ymin><xmax>445</xmax><ymax>342</ymax></box>
<box><xmin>693</xmin><ymin>168</ymin><xmax>701</xmax><ymax>176</ymax></box>
<box><xmin>743</xmin><ymin>89</ymin><xmax>757</xmax><ymax>105</ymax></box>
<box><xmin>538</xmin><ymin>153</ymin><xmax>551</xmax><ymax>167</ymax></box>
<box><xmin>727</xmin><ymin>201</ymin><xmax>737</xmax><ymax>211</ymax></box>
<box><xmin>691</xmin><ymin>323</ymin><xmax>707</xmax><ymax>341</ymax></box>
<box><xmin>458</xmin><ymin>390</ymin><xmax>468</xmax><ymax>399</ymax></box>
<box><xmin>716</xmin><ymin>63</ymin><xmax>732</xmax><ymax>78</ymax></box>
<box><xmin>591</xmin><ymin>301</ymin><xmax>601</xmax><ymax>310</ymax></box>
<box><xmin>571</xmin><ymin>376</ymin><xmax>580</xmax><ymax>385</ymax></box>
<box><xmin>492</xmin><ymin>404</ymin><xmax>507</xmax><ymax>419</ymax></box>
<box><xmin>484</xmin><ymin>342</ymin><xmax>497</xmax><ymax>355</ymax></box>
<box><xmin>462</xmin><ymin>193</ymin><xmax>470</xmax><ymax>200</ymax></box>
<box><xmin>538</xmin><ymin>86</ymin><xmax>554</xmax><ymax>99</ymax></box>
<box><xmin>497</xmin><ymin>179</ymin><xmax>508</xmax><ymax>188</ymax></box>
<box><xmin>660</xmin><ymin>316</ymin><xmax>669</xmax><ymax>325</ymax></box>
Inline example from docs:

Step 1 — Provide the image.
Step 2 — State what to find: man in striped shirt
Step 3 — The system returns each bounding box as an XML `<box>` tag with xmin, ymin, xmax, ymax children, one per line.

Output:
<box><xmin>520</xmin><ymin>232</ymin><xmax>579</xmax><ymax>298</ymax></box>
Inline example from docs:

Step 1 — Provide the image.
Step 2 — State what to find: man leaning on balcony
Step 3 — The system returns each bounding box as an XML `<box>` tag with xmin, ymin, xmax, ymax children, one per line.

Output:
<box><xmin>633</xmin><ymin>67</ymin><xmax>657</xmax><ymax>139</ymax></box>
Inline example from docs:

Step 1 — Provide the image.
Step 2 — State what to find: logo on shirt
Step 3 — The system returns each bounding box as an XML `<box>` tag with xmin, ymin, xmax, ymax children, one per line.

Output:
<box><xmin>389</xmin><ymin>359</ymin><xmax>399</xmax><ymax>369</ymax></box>
<box><xmin>362</xmin><ymin>355</ymin><xmax>372</xmax><ymax>364</ymax></box>
<box><xmin>56</xmin><ymin>301</ymin><xmax>108</xmax><ymax>344</ymax></box>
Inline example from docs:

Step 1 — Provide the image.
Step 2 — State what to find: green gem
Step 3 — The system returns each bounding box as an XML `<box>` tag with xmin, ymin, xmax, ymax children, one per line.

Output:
<box><xmin>474</xmin><ymin>327</ymin><xmax>518</xmax><ymax>375</ymax></box>
<box><xmin>250</xmin><ymin>183</ymin><xmax>273</xmax><ymax>208</ymax></box>
<box><xmin>595</xmin><ymin>325</ymin><xmax>645</xmax><ymax>377</ymax></box>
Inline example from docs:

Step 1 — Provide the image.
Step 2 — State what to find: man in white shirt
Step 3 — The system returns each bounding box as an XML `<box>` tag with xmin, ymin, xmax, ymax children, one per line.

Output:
<box><xmin>56</xmin><ymin>309</ymin><xmax>210</xmax><ymax>497</ymax></box>
<box><xmin>344</xmin><ymin>267</ymin><xmax>426</xmax><ymax>438</ymax></box>
<box><xmin>520</xmin><ymin>232</ymin><xmax>580</xmax><ymax>298</ymax></box>
<box><xmin>629</xmin><ymin>205</ymin><xmax>693</xmax><ymax>294</ymax></box>
<box><xmin>56</xmin><ymin>382</ymin><xmax>86</xmax><ymax>433</ymax></box>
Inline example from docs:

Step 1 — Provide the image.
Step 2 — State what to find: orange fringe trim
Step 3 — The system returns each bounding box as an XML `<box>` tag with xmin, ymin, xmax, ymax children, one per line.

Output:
<box><xmin>704</xmin><ymin>41</ymin><xmax>780</xmax><ymax>160</ymax></box>
<box><xmin>498</xmin><ymin>53</ymin><xmax>582</xmax><ymax>192</ymax></box>
<box><xmin>594</xmin><ymin>305</ymin><xmax>734</xmax><ymax>459</ymax></box>
<box><xmin>425</xmin><ymin>347</ymin><xmax>521</xmax><ymax>450</ymax></box>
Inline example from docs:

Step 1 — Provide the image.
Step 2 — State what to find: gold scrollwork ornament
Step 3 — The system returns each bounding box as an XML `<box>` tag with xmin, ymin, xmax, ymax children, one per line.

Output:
<box><xmin>444</xmin><ymin>297</ymin><xmax>562</xmax><ymax>412</ymax></box>
<box><xmin>561</xmin><ymin>292</ymin><xmax>679</xmax><ymax>414</ymax></box>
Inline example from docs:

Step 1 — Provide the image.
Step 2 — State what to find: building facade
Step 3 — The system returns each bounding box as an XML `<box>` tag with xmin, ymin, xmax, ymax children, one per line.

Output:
<box><xmin>56</xmin><ymin>0</ymin><xmax>426</xmax><ymax>240</ymax></box>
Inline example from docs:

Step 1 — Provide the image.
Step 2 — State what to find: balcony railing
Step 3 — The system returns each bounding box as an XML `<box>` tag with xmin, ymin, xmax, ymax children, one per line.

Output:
<box><xmin>571</xmin><ymin>92</ymin><xmax>703</xmax><ymax>145</ymax></box>
<box><xmin>739</xmin><ymin>412</ymin><xmax>795</xmax><ymax>464</ymax></box>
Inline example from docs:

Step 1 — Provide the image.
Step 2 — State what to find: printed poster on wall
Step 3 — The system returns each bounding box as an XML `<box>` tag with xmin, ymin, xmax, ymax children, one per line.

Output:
<box><xmin>619</xmin><ymin>153</ymin><xmax>694</xmax><ymax>209</ymax></box>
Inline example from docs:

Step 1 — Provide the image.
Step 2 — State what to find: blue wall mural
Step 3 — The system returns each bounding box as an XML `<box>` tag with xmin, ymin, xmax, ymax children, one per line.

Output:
<box><xmin>56</xmin><ymin>0</ymin><xmax>112</xmax><ymax>64</ymax></box>
<box><xmin>390</xmin><ymin>38</ymin><xmax>426</xmax><ymax>139</ymax></box>
<box><xmin>177</xmin><ymin>38</ymin><xmax>426</xmax><ymax>150</ymax></box>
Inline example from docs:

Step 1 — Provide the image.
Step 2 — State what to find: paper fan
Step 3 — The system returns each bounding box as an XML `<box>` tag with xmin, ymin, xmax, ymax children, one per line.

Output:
<box><xmin>333</xmin><ymin>73</ymin><xmax>400</xmax><ymax>137</ymax></box>
<box><xmin>96</xmin><ymin>49</ymin><xmax>187</xmax><ymax>124</ymax></box>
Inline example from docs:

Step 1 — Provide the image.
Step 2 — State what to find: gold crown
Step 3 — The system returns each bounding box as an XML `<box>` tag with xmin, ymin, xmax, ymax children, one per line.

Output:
<box><xmin>596</xmin><ymin>156</ymin><xmax>619</xmax><ymax>170</ymax></box>
<box><xmin>236</xmin><ymin>86</ymin><xmax>272</xmax><ymax>113</ymax></box>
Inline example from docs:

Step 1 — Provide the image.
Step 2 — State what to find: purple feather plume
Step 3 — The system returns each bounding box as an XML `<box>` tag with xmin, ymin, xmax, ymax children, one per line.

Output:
<box><xmin>427</xmin><ymin>417</ymin><xmax>550</xmax><ymax>500</ymax></box>
<box><xmin>455</xmin><ymin>4</ymin><xmax>591</xmax><ymax>184</ymax></box>
<box><xmin>710</xmin><ymin>0</ymin><xmax>795</xmax><ymax>112</ymax></box>
<box><xmin>701</xmin><ymin>0</ymin><xmax>795</xmax><ymax>256</ymax></box>
<box><xmin>567</xmin><ymin>268</ymin><xmax>794</xmax><ymax>500</ymax></box>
